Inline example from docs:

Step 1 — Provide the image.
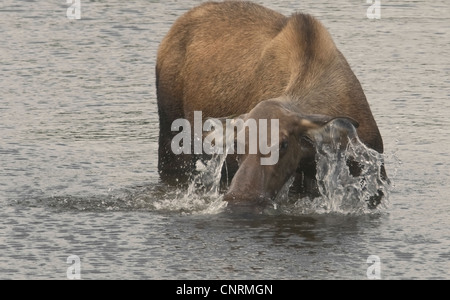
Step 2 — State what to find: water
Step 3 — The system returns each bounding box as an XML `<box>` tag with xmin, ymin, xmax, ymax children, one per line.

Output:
<box><xmin>1</xmin><ymin>0</ymin><xmax>449</xmax><ymax>279</ymax></box>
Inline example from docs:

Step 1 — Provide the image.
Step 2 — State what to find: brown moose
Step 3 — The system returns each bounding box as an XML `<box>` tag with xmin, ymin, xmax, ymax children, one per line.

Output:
<box><xmin>156</xmin><ymin>1</ymin><xmax>385</xmax><ymax>211</ymax></box>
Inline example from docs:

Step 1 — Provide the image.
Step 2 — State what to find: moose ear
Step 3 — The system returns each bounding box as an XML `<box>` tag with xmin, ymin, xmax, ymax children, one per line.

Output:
<box><xmin>297</xmin><ymin>114</ymin><xmax>359</xmax><ymax>129</ymax></box>
<box><xmin>330</xmin><ymin>116</ymin><xmax>359</xmax><ymax>129</ymax></box>
<box><xmin>298</xmin><ymin>114</ymin><xmax>359</xmax><ymax>149</ymax></box>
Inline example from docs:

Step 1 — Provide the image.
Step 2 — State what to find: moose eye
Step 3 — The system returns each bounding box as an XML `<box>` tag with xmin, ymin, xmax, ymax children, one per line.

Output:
<box><xmin>280</xmin><ymin>139</ymin><xmax>289</xmax><ymax>151</ymax></box>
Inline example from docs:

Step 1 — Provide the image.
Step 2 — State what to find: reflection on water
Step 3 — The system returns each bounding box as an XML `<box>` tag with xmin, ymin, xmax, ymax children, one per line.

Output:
<box><xmin>0</xmin><ymin>0</ymin><xmax>449</xmax><ymax>279</ymax></box>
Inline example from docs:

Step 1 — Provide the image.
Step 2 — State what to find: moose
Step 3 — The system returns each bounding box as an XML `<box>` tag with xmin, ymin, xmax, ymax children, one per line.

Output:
<box><xmin>156</xmin><ymin>1</ymin><xmax>386</xmax><ymax>211</ymax></box>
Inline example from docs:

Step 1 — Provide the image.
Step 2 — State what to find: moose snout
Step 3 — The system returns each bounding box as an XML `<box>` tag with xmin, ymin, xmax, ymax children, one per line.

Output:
<box><xmin>223</xmin><ymin>192</ymin><xmax>272</xmax><ymax>214</ymax></box>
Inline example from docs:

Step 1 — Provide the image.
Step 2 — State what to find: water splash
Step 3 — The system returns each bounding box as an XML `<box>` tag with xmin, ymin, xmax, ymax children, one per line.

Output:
<box><xmin>159</xmin><ymin>153</ymin><xmax>228</xmax><ymax>215</ymax></box>
<box><xmin>151</xmin><ymin>121</ymin><xmax>238</xmax><ymax>215</ymax></box>
<box><xmin>294</xmin><ymin>121</ymin><xmax>391</xmax><ymax>214</ymax></box>
<box><xmin>151</xmin><ymin>120</ymin><xmax>391</xmax><ymax>215</ymax></box>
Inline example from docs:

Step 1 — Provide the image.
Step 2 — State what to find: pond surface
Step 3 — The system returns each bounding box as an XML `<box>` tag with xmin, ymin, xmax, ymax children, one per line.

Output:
<box><xmin>0</xmin><ymin>0</ymin><xmax>449</xmax><ymax>279</ymax></box>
